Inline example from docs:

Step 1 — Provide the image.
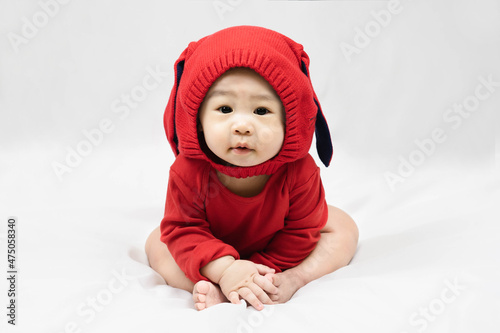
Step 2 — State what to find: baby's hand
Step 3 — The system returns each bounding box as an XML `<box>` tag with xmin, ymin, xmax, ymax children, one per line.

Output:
<box><xmin>218</xmin><ymin>260</ymin><xmax>278</xmax><ymax>310</ymax></box>
<box><xmin>262</xmin><ymin>270</ymin><xmax>304</xmax><ymax>304</ymax></box>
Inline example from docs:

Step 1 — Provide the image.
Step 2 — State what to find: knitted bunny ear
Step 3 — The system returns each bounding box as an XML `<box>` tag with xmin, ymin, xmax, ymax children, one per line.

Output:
<box><xmin>164</xmin><ymin>52</ymin><xmax>187</xmax><ymax>157</ymax></box>
<box><xmin>300</xmin><ymin>60</ymin><xmax>333</xmax><ymax>167</ymax></box>
<box><xmin>166</xmin><ymin>26</ymin><xmax>333</xmax><ymax>173</ymax></box>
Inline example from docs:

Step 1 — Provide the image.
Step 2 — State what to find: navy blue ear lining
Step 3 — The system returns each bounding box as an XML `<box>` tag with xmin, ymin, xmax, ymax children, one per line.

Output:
<box><xmin>173</xmin><ymin>60</ymin><xmax>332</xmax><ymax>166</ymax></box>
<box><xmin>314</xmin><ymin>99</ymin><xmax>333</xmax><ymax>167</ymax></box>
<box><xmin>300</xmin><ymin>61</ymin><xmax>308</xmax><ymax>76</ymax></box>
<box><xmin>301</xmin><ymin>61</ymin><xmax>333</xmax><ymax>167</ymax></box>
<box><xmin>172</xmin><ymin>60</ymin><xmax>185</xmax><ymax>155</ymax></box>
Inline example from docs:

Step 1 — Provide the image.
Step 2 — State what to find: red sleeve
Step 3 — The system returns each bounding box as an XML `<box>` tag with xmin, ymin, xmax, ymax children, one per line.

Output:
<box><xmin>249</xmin><ymin>155</ymin><xmax>328</xmax><ymax>271</ymax></box>
<box><xmin>160</xmin><ymin>157</ymin><xmax>240</xmax><ymax>283</ymax></box>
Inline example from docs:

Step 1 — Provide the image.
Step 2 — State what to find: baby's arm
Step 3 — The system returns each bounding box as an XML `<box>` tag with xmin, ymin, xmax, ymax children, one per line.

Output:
<box><xmin>248</xmin><ymin>160</ymin><xmax>328</xmax><ymax>273</ymax></box>
<box><xmin>262</xmin><ymin>205</ymin><xmax>358</xmax><ymax>303</ymax></box>
<box><xmin>250</xmin><ymin>158</ymin><xmax>358</xmax><ymax>302</ymax></box>
<box><xmin>201</xmin><ymin>256</ymin><xmax>278</xmax><ymax>310</ymax></box>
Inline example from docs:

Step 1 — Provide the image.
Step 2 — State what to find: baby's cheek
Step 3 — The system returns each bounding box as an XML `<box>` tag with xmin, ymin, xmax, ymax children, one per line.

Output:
<box><xmin>205</xmin><ymin>124</ymin><xmax>226</xmax><ymax>144</ymax></box>
<box><xmin>258</xmin><ymin>128</ymin><xmax>273</xmax><ymax>144</ymax></box>
<box><xmin>204</xmin><ymin>134</ymin><xmax>222</xmax><ymax>154</ymax></box>
<box><xmin>258</xmin><ymin>122</ymin><xmax>285</xmax><ymax>145</ymax></box>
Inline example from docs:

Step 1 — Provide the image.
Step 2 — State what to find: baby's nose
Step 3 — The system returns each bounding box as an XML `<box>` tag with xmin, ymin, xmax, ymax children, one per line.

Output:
<box><xmin>232</xmin><ymin>119</ymin><xmax>254</xmax><ymax>135</ymax></box>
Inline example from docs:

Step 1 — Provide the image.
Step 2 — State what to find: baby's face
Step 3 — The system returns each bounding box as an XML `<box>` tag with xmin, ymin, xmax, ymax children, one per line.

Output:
<box><xmin>199</xmin><ymin>68</ymin><xmax>285</xmax><ymax>168</ymax></box>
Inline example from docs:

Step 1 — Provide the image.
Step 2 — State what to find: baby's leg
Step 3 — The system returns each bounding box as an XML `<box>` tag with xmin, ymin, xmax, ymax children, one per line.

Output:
<box><xmin>145</xmin><ymin>226</ymin><xmax>194</xmax><ymax>291</ymax></box>
<box><xmin>145</xmin><ymin>227</ymin><xmax>226</xmax><ymax>310</ymax></box>
<box><xmin>267</xmin><ymin>205</ymin><xmax>358</xmax><ymax>303</ymax></box>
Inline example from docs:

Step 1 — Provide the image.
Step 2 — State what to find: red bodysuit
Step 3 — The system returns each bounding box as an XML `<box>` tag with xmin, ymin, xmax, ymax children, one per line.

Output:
<box><xmin>160</xmin><ymin>154</ymin><xmax>328</xmax><ymax>283</ymax></box>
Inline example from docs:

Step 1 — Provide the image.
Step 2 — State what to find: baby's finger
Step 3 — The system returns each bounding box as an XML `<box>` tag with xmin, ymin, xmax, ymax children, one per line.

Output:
<box><xmin>271</xmin><ymin>273</ymin><xmax>281</xmax><ymax>287</ymax></box>
<box><xmin>228</xmin><ymin>291</ymin><xmax>241</xmax><ymax>305</ymax></box>
<box><xmin>254</xmin><ymin>274</ymin><xmax>278</xmax><ymax>295</ymax></box>
<box><xmin>238</xmin><ymin>287</ymin><xmax>264</xmax><ymax>311</ymax></box>
<box><xmin>255</xmin><ymin>264</ymin><xmax>275</xmax><ymax>276</ymax></box>
<box><xmin>247</xmin><ymin>282</ymin><xmax>274</xmax><ymax>305</ymax></box>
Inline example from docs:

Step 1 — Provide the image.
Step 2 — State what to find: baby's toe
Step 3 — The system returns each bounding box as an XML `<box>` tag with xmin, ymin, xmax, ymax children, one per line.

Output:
<box><xmin>195</xmin><ymin>302</ymin><xmax>206</xmax><ymax>311</ymax></box>
<box><xmin>194</xmin><ymin>280</ymin><xmax>211</xmax><ymax>295</ymax></box>
<box><xmin>195</xmin><ymin>293</ymin><xmax>206</xmax><ymax>303</ymax></box>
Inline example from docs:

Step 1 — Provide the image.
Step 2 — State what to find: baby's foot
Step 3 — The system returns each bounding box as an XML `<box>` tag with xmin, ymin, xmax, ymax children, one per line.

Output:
<box><xmin>192</xmin><ymin>280</ymin><xmax>226</xmax><ymax>310</ymax></box>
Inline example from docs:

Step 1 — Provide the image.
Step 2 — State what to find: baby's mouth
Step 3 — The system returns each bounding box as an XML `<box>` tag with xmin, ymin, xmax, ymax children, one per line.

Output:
<box><xmin>231</xmin><ymin>145</ymin><xmax>253</xmax><ymax>155</ymax></box>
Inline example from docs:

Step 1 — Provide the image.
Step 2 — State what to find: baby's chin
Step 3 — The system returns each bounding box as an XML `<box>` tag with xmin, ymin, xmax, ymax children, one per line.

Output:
<box><xmin>210</xmin><ymin>151</ymin><xmax>260</xmax><ymax>168</ymax></box>
<box><xmin>203</xmin><ymin>146</ymin><xmax>273</xmax><ymax>168</ymax></box>
<box><xmin>217</xmin><ymin>156</ymin><xmax>265</xmax><ymax>169</ymax></box>
<box><xmin>218</xmin><ymin>159</ymin><xmax>259</xmax><ymax>168</ymax></box>
<box><xmin>213</xmin><ymin>151</ymin><xmax>280</xmax><ymax>169</ymax></box>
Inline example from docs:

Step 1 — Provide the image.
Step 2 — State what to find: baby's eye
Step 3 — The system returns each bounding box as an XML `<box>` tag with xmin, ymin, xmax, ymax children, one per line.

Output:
<box><xmin>254</xmin><ymin>107</ymin><xmax>270</xmax><ymax>116</ymax></box>
<box><xmin>218</xmin><ymin>106</ymin><xmax>233</xmax><ymax>114</ymax></box>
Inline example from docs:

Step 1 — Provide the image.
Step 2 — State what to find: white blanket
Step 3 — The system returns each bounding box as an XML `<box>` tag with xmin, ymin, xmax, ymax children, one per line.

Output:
<box><xmin>1</xmin><ymin>1</ymin><xmax>499</xmax><ymax>332</ymax></box>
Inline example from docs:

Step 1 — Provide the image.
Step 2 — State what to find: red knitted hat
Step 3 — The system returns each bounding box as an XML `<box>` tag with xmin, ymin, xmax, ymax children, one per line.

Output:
<box><xmin>164</xmin><ymin>25</ymin><xmax>333</xmax><ymax>178</ymax></box>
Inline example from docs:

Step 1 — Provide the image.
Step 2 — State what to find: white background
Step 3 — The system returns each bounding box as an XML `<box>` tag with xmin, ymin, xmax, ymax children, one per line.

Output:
<box><xmin>1</xmin><ymin>1</ymin><xmax>499</xmax><ymax>332</ymax></box>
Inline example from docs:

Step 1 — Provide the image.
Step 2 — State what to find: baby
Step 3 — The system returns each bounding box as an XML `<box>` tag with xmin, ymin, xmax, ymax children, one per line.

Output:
<box><xmin>145</xmin><ymin>26</ymin><xmax>358</xmax><ymax>311</ymax></box>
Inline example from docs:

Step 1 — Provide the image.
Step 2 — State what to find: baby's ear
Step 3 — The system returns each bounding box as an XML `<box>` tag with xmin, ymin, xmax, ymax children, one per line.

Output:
<box><xmin>164</xmin><ymin>58</ymin><xmax>185</xmax><ymax>157</ymax></box>
<box><xmin>164</xmin><ymin>39</ymin><xmax>203</xmax><ymax>156</ymax></box>
<box><xmin>299</xmin><ymin>50</ymin><xmax>333</xmax><ymax>167</ymax></box>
